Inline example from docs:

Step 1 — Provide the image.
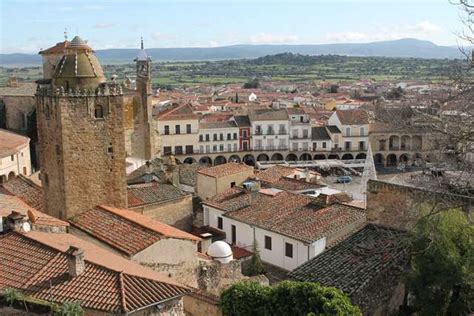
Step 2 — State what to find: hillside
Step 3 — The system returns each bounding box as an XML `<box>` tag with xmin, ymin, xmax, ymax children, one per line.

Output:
<box><xmin>0</xmin><ymin>38</ymin><xmax>463</xmax><ymax>67</ymax></box>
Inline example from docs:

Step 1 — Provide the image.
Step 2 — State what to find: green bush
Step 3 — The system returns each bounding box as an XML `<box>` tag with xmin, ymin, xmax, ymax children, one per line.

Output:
<box><xmin>220</xmin><ymin>281</ymin><xmax>361</xmax><ymax>316</ymax></box>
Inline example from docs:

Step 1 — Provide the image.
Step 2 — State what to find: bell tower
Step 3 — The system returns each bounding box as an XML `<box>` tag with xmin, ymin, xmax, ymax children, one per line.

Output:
<box><xmin>36</xmin><ymin>36</ymin><xmax>127</xmax><ymax>220</ymax></box>
<box><xmin>134</xmin><ymin>38</ymin><xmax>154</xmax><ymax>159</ymax></box>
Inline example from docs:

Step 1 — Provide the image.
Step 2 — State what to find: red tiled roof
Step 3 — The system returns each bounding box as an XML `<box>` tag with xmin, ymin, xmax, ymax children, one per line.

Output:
<box><xmin>256</xmin><ymin>165</ymin><xmax>296</xmax><ymax>183</ymax></box>
<box><xmin>155</xmin><ymin>103</ymin><xmax>197</xmax><ymax>121</ymax></box>
<box><xmin>0</xmin><ymin>232</ymin><xmax>191</xmax><ymax>314</ymax></box>
<box><xmin>2</xmin><ymin>175</ymin><xmax>44</xmax><ymax>212</ymax></box>
<box><xmin>0</xmin><ymin>187</ymin><xmax>68</xmax><ymax>229</ymax></box>
<box><xmin>70</xmin><ymin>205</ymin><xmax>199</xmax><ymax>256</ymax></box>
<box><xmin>127</xmin><ymin>182</ymin><xmax>188</xmax><ymax>207</ymax></box>
<box><xmin>39</xmin><ymin>41</ymin><xmax>69</xmax><ymax>55</ymax></box>
<box><xmin>0</xmin><ymin>129</ymin><xmax>29</xmax><ymax>158</ymax></box>
<box><xmin>335</xmin><ymin>109</ymin><xmax>369</xmax><ymax>125</ymax></box>
<box><xmin>197</xmin><ymin>162</ymin><xmax>253</xmax><ymax>178</ymax></box>
<box><xmin>231</xmin><ymin>245</ymin><xmax>253</xmax><ymax>259</ymax></box>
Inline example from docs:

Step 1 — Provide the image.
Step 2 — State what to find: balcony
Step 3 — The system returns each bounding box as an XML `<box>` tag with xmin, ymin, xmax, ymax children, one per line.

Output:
<box><xmin>278</xmin><ymin>130</ymin><xmax>287</xmax><ymax>135</ymax></box>
<box><xmin>255</xmin><ymin>130</ymin><xmax>263</xmax><ymax>135</ymax></box>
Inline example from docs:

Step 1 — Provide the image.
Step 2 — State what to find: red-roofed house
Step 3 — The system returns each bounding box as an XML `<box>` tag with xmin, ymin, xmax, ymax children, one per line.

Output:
<box><xmin>328</xmin><ymin>109</ymin><xmax>370</xmax><ymax>156</ymax></box>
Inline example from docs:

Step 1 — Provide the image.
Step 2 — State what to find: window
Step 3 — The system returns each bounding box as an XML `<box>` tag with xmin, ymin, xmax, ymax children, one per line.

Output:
<box><xmin>199</xmin><ymin>135</ymin><xmax>203</xmax><ymax>142</ymax></box>
<box><xmin>243</xmin><ymin>130</ymin><xmax>248</xmax><ymax>138</ymax></box>
<box><xmin>227</xmin><ymin>133</ymin><xmax>231</xmax><ymax>140</ymax></box>
<box><xmin>206</xmin><ymin>145</ymin><xmax>210</xmax><ymax>153</ymax></box>
<box><xmin>233</xmin><ymin>132</ymin><xmax>238</xmax><ymax>140</ymax></box>
<box><xmin>345</xmin><ymin>141</ymin><xmax>351</xmax><ymax>150</ymax></box>
<box><xmin>231</xmin><ymin>181</ymin><xmax>236</xmax><ymax>188</ymax></box>
<box><xmin>164</xmin><ymin>125</ymin><xmax>170</xmax><ymax>135</ymax></box>
<box><xmin>231</xmin><ymin>225</ymin><xmax>236</xmax><ymax>244</ymax></box>
<box><xmin>175</xmin><ymin>125</ymin><xmax>180</xmax><ymax>134</ymax></box>
<box><xmin>243</xmin><ymin>142</ymin><xmax>248</xmax><ymax>151</ymax></box>
<box><xmin>199</xmin><ymin>145</ymin><xmax>204</xmax><ymax>153</ymax></box>
<box><xmin>256</xmin><ymin>125</ymin><xmax>262</xmax><ymax>134</ymax></box>
<box><xmin>163</xmin><ymin>146</ymin><xmax>172</xmax><ymax>155</ymax></box>
<box><xmin>360</xmin><ymin>127</ymin><xmax>365</xmax><ymax>136</ymax></box>
<box><xmin>219</xmin><ymin>144</ymin><xmax>224</xmax><ymax>151</ymax></box>
<box><xmin>233</xmin><ymin>143</ymin><xmax>238</xmax><ymax>151</ymax></box>
<box><xmin>313</xmin><ymin>142</ymin><xmax>317</xmax><ymax>150</ymax></box>
<box><xmin>217</xmin><ymin>217</ymin><xmax>223</xmax><ymax>229</ymax></box>
<box><xmin>213</xmin><ymin>134</ymin><xmax>217</xmax><ymax>141</ymax></box>
<box><xmin>174</xmin><ymin>146</ymin><xmax>183</xmax><ymax>155</ymax></box>
<box><xmin>94</xmin><ymin>105</ymin><xmax>104</xmax><ymax>118</ymax></box>
<box><xmin>264</xmin><ymin>236</ymin><xmax>272</xmax><ymax>250</ymax></box>
<box><xmin>359</xmin><ymin>141</ymin><xmax>365</xmax><ymax>151</ymax></box>
<box><xmin>185</xmin><ymin>145</ymin><xmax>193</xmax><ymax>154</ymax></box>
<box><xmin>186</xmin><ymin>124</ymin><xmax>192</xmax><ymax>134</ymax></box>
<box><xmin>302</xmin><ymin>129</ymin><xmax>308</xmax><ymax>138</ymax></box>
<box><xmin>220</xmin><ymin>133</ymin><xmax>224</xmax><ymax>141</ymax></box>
<box><xmin>213</xmin><ymin>145</ymin><xmax>217</xmax><ymax>152</ymax></box>
<box><xmin>11</xmin><ymin>155</ymin><xmax>14</xmax><ymax>161</ymax></box>
<box><xmin>227</xmin><ymin>144</ymin><xmax>232</xmax><ymax>152</ymax></box>
<box><xmin>285</xmin><ymin>242</ymin><xmax>293</xmax><ymax>258</ymax></box>
<box><xmin>23</xmin><ymin>167</ymin><xmax>27</xmax><ymax>175</ymax></box>
<box><xmin>322</xmin><ymin>142</ymin><xmax>327</xmax><ymax>148</ymax></box>
<box><xmin>205</xmin><ymin>134</ymin><xmax>210</xmax><ymax>141</ymax></box>
<box><xmin>345</xmin><ymin>127</ymin><xmax>351</xmax><ymax>136</ymax></box>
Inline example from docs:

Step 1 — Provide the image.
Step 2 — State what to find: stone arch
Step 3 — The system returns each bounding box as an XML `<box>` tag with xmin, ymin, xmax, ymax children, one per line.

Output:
<box><xmin>229</xmin><ymin>155</ymin><xmax>241</xmax><ymax>163</ymax></box>
<box><xmin>386</xmin><ymin>154</ymin><xmax>397</xmax><ymax>167</ymax></box>
<box><xmin>8</xmin><ymin>171</ymin><xmax>16</xmax><ymax>181</ymax></box>
<box><xmin>286</xmin><ymin>153</ymin><xmax>298</xmax><ymax>161</ymax></box>
<box><xmin>257</xmin><ymin>153</ymin><xmax>270</xmax><ymax>161</ymax></box>
<box><xmin>243</xmin><ymin>154</ymin><xmax>255</xmax><ymax>166</ymax></box>
<box><xmin>314</xmin><ymin>154</ymin><xmax>326</xmax><ymax>160</ymax></box>
<box><xmin>328</xmin><ymin>154</ymin><xmax>340</xmax><ymax>160</ymax></box>
<box><xmin>412</xmin><ymin>135</ymin><xmax>422</xmax><ymax>150</ymax></box>
<box><xmin>374</xmin><ymin>153</ymin><xmax>384</xmax><ymax>166</ymax></box>
<box><xmin>341</xmin><ymin>153</ymin><xmax>354</xmax><ymax>160</ymax></box>
<box><xmin>355</xmin><ymin>153</ymin><xmax>366</xmax><ymax>159</ymax></box>
<box><xmin>389</xmin><ymin>135</ymin><xmax>400</xmax><ymax>150</ymax></box>
<box><xmin>400</xmin><ymin>135</ymin><xmax>411</xmax><ymax>150</ymax></box>
<box><xmin>94</xmin><ymin>104</ymin><xmax>104</xmax><ymax>118</ymax></box>
<box><xmin>271</xmin><ymin>153</ymin><xmax>284</xmax><ymax>161</ymax></box>
<box><xmin>183</xmin><ymin>157</ymin><xmax>196</xmax><ymax>164</ymax></box>
<box><xmin>199</xmin><ymin>156</ymin><xmax>212</xmax><ymax>165</ymax></box>
<box><xmin>399</xmin><ymin>154</ymin><xmax>409</xmax><ymax>163</ymax></box>
<box><xmin>300</xmin><ymin>153</ymin><xmax>312</xmax><ymax>161</ymax></box>
<box><xmin>214</xmin><ymin>156</ymin><xmax>227</xmax><ymax>166</ymax></box>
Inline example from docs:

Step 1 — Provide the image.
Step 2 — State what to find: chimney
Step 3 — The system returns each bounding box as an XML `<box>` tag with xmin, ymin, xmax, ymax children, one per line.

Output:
<box><xmin>66</xmin><ymin>246</ymin><xmax>85</xmax><ymax>277</ymax></box>
<box><xmin>199</xmin><ymin>233</ymin><xmax>212</xmax><ymax>254</ymax></box>
<box><xmin>247</xmin><ymin>181</ymin><xmax>260</xmax><ymax>204</ymax></box>
<box><xmin>172</xmin><ymin>168</ymin><xmax>180</xmax><ymax>187</ymax></box>
<box><xmin>305</xmin><ymin>168</ymin><xmax>311</xmax><ymax>183</ymax></box>
<box><xmin>144</xmin><ymin>160</ymin><xmax>153</xmax><ymax>183</ymax></box>
<box><xmin>6</xmin><ymin>211</ymin><xmax>26</xmax><ymax>232</ymax></box>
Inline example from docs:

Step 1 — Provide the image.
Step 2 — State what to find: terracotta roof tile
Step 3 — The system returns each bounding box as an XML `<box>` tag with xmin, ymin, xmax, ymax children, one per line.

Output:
<box><xmin>0</xmin><ymin>232</ymin><xmax>191</xmax><ymax>314</ymax></box>
<box><xmin>0</xmin><ymin>129</ymin><xmax>30</xmax><ymax>158</ymax></box>
<box><xmin>127</xmin><ymin>183</ymin><xmax>188</xmax><ymax>207</ymax></box>
<box><xmin>70</xmin><ymin>205</ymin><xmax>199</xmax><ymax>256</ymax></box>
<box><xmin>256</xmin><ymin>165</ymin><xmax>296</xmax><ymax>183</ymax></box>
<box><xmin>335</xmin><ymin>109</ymin><xmax>369</xmax><ymax>125</ymax></box>
<box><xmin>197</xmin><ymin>162</ymin><xmax>253</xmax><ymax>178</ymax></box>
<box><xmin>2</xmin><ymin>175</ymin><xmax>44</xmax><ymax>212</ymax></box>
<box><xmin>155</xmin><ymin>103</ymin><xmax>197</xmax><ymax>121</ymax></box>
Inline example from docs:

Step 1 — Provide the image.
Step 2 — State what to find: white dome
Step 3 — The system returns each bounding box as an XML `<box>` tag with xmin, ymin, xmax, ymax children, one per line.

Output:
<box><xmin>207</xmin><ymin>241</ymin><xmax>233</xmax><ymax>263</ymax></box>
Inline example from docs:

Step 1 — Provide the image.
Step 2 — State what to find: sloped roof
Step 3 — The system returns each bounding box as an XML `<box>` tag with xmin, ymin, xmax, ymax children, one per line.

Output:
<box><xmin>289</xmin><ymin>224</ymin><xmax>407</xmax><ymax>295</ymax></box>
<box><xmin>311</xmin><ymin>126</ymin><xmax>331</xmax><ymax>140</ymax></box>
<box><xmin>1</xmin><ymin>175</ymin><xmax>44</xmax><ymax>212</ymax></box>
<box><xmin>39</xmin><ymin>40</ymin><xmax>69</xmax><ymax>55</ymax></box>
<box><xmin>326</xmin><ymin>125</ymin><xmax>341</xmax><ymax>133</ymax></box>
<box><xmin>256</xmin><ymin>165</ymin><xmax>296</xmax><ymax>183</ymax></box>
<box><xmin>155</xmin><ymin>104</ymin><xmax>197</xmax><ymax>121</ymax></box>
<box><xmin>70</xmin><ymin>205</ymin><xmax>199</xmax><ymax>256</ymax></box>
<box><xmin>249</xmin><ymin>108</ymin><xmax>288</xmax><ymax>121</ymax></box>
<box><xmin>127</xmin><ymin>182</ymin><xmax>189</xmax><ymax>207</ymax></box>
<box><xmin>335</xmin><ymin>109</ymin><xmax>369</xmax><ymax>125</ymax></box>
<box><xmin>234</xmin><ymin>115</ymin><xmax>251</xmax><ymax>127</ymax></box>
<box><xmin>0</xmin><ymin>231</ymin><xmax>191</xmax><ymax>314</ymax></box>
<box><xmin>197</xmin><ymin>162</ymin><xmax>253</xmax><ymax>178</ymax></box>
<box><xmin>0</xmin><ymin>83</ymin><xmax>37</xmax><ymax>96</ymax></box>
<box><xmin>0</xmin><ymin>129</ymin><xmax>30</xmax><ymax>158</ymax></box>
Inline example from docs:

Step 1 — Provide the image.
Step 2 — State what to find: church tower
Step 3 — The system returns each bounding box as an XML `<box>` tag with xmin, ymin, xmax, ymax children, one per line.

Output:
<box><xmin>134</xmin><ymin>38</ymin><xmax>154</xmax><ymax>160</ymax></box>
<box><xmin>36</xmin><ymin>36</ymin><xmax>127</xmax><ymax>220</ymax></box>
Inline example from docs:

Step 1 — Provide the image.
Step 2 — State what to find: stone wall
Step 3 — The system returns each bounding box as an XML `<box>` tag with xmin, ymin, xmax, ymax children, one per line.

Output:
<box><xmin>133</xmin><ymin>194</ymin><xmax>193</xmax><ymax>231</ymax></box>
<box><xmin>183</xmin><ymin>293</ymin><xmax>221</xmax><ymax>316</ymax></box>
<box><xmin>37</xmin><ymin>92</ymin><xmax>127</xmax><ymax>219</ymax></box>
<box><xmin>367</xmin><ymin>179</ymin><xmax>473</xmax><ymax>230</ymax></box>
<box><xmin>2</xmin><ymin>95</ymin><xmax>36</xmax><ymax>133</ymax></box>
<box><xmin>132</xmin><ymin>298</ymin><xmax>185</xmax><ymax>316</ymax></box>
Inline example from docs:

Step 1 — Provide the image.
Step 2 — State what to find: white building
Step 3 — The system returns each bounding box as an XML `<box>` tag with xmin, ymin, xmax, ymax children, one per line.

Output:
<box><xmin>288</xmin><ymin>108</ymin><xmax>312</xmax><ymax>152</ymax></box>
<box><xmin>249</xmin><ymin>109</ymin><xmax>289</xmax><ymax>151</ymax></box>
<box><xmin>198</xmin><ymin>121</ymin><xmax>240</xmax><ymax>154</ymax></box>
<box><xmin>203</xmin><ymin>184</ymin><xmax>366</xmax><ymax>271</ymax></box>
<box><xmin>328</xmin><ymin>109</ymin><xmax>370</xmax><ymax>155</ymax></box>
<box><xmin>0</xmin><ymin>129</ymin><xmax>31</xmax><ymax>183</ymax></box>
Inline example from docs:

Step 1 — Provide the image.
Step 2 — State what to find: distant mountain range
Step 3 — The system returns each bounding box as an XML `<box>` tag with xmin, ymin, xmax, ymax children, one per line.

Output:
<box><xmin>0</xmin><ymin>38</ymin><xmax>464</xmax><ymax>67</ymax></box>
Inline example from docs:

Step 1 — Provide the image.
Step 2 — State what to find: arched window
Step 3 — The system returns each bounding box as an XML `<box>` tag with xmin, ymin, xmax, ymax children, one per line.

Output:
<box><xmin>94</xmin><ymin>105</ymin><xmax>104</xmax><ymax>118</ymax></box>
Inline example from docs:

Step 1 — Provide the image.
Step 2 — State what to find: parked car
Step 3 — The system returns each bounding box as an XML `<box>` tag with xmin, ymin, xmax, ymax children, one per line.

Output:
<box><xmin>336</xmin><ymin>175</ymin><xmax>352</xmax><ymax>183</ymax></box>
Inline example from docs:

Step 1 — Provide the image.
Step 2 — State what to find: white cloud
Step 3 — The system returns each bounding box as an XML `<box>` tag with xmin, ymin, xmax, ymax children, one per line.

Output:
<box><xmin>249</xmin><ymin>32</ymin><xmax>299</xmax><ymax>44</ymax></box>
<box><xmin>94</xmin><ymin>23</ymin><xmax>115</xmax><ymax>29</ymax></box>
<box><xmin>324</xmin><ymin>20</ymin><xmax>442</xmax><ymax>43</ymax></box>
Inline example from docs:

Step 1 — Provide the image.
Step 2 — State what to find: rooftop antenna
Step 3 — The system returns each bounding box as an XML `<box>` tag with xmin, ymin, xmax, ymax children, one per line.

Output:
<box><xmin>141</xmin><ymin>36</ymin><xmax>144</xmax><ymax>50</ymax></box>
<box><xmin>64</xmin><ymin>28</ymin><xmax>68</xmax><ymax>41</ymax></box>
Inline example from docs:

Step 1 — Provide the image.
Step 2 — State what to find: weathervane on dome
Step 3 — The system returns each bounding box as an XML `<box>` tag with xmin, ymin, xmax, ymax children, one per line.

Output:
<box><xmin>64</xmin><ymin>28</ymin><xmax>68</xmax><ymax>41</ymax></box>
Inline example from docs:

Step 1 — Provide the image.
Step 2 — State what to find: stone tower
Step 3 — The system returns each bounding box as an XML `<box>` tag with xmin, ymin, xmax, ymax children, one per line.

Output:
<box><xmin>36</xmin><ymin>36</ymin><xmax>127</xmax><ymax>220</ymax></box>
<box><xmin>134</xmin><ymin>38</ymin><xmax>154</xmax><ymax>160</ymax></box>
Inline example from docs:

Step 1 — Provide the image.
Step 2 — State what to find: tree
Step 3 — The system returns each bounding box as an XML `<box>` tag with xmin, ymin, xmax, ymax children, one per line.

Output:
<box><xmin>245</xmin><ymin>240</ymin><xmax>265</xmax><ymax>276</ymax></box>
<box><xmin>243</xmin><ymin>78</ymin><xmax>259</xmax><ymax>89</ymax></box>
<box><xmin>220</xmin><ymin>281</ymin><xmax>361</xmax><ymax>316</ymax></box>
<box><xmin>55</xmin><ymin>301</ymin><xmax>83</xmax><ymax>316</ymax></box>
<box><xmin>407</xmin><ymin>208</ymin><xmax>473</xmax><ymax>315</ymax></box>
<box><xmin>328</xmin><ymin>84</ymin><xmax>339</xmax><ymax>93</ymax></box>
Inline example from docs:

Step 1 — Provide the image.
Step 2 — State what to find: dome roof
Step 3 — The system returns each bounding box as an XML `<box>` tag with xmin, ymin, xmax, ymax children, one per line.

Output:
<box><xmin>51</xmin><ymin>37</ymin><xmax>105</xmax><ymax>89</ymax></box>
<box><xmin>207</xmin><ymin>241</ymin><xmax>233</xmax><ymax>259</ymax></box>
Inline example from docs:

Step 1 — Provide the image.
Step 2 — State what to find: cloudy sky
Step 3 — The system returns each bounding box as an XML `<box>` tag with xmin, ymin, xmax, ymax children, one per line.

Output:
<box><xmin>0</xmin><ymin>0</ymin><xmax>469</xmax><ymax>53</ymax></box>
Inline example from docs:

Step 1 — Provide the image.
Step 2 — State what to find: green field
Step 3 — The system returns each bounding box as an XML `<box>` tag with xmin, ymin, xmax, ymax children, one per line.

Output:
<box><xmin>0</xmin><ymin>53</ymin><xmax>461</xmax><ymax>88</ymax></box>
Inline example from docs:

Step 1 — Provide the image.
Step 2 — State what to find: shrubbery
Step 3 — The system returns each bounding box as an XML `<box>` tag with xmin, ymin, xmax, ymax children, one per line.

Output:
<box><xmin>220</xmin><ymin>280</ymin><xmax>361</xmax><ymax>316</ymax></box>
